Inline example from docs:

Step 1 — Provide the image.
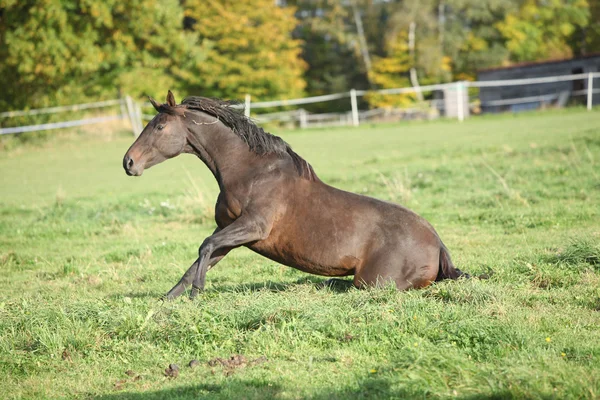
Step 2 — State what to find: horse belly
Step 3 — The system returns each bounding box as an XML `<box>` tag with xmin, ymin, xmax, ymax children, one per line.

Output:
<box><xmin>249</xmin><ymin>214</ymin><xmax>361</xmax><ymax>276</ymax></box>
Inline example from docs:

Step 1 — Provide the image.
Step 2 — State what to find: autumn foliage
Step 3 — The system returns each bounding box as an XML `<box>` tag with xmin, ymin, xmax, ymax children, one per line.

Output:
<box><xmin>0</xmin><ymin>0</ymin><xmax>598</xmax><ymax>112</ymax></box>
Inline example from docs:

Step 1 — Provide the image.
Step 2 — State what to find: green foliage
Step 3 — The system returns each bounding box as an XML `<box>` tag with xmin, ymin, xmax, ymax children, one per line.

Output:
<box><xmin>0</xmin><ymin>0</ymin><xmax>206</xmax><ymax>110</ymax></box>
<box><xmin>0</xmin><ymin>0</ymin><xmax>599</xmax><ymax>116</ymax></box>
<box><xmin>581</xmin><ymin>0</ymin><xmax>600</xmax><ymax>55</ymax></box>
<box><xmin>1</xmin><ymin>109</ymin><xmax>600</xmax><ymax>398</ymax></box>
<box><xmin>182</xmin><ymin>0</ymin><xmax>307</xmax><ymax>101</ymax></box>
<box><xmin>282</xmin><ymin>0</ymin><xmax>367</xmax><ymax>112</ymax></box>
<box><xmin>497</xmin><ymin>0</ymin><xmax>590</xmax><ymax>62</ymax></box>
<box><xmin>367</xmin><ymin>31</ymin><xmax>414</xmax><ymax>108</ymax></box>
<box><xmin>443</xmin><ymin>0</ymin><xmax>517</xmax><ymax>79</ymax></box>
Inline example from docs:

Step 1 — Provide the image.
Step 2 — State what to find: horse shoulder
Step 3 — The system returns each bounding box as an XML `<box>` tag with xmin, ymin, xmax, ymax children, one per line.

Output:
<box><xmin>214</xmin><ymin>191</ymin><xmax>243</xmax><ymax>228</ymax></box>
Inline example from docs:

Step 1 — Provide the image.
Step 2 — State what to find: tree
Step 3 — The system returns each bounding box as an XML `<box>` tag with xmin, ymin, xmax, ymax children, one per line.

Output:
<box><xmin>367</xmin><ymin>31</ymin><xmax>415</xmax><ymax>108</ymax></box>
<box><xmin>440</xmin><ymin>0</ymin><xmax>517</xmax><ymax>79</ymax></box>
<box><xmin>0</xmin><ymin>0</ymin><xmax>205</xmax><ymax>111</ymax></box>
<box><xmin>496</xmin><ymin>0</ymin><xmax>590</xmax><ymax>62</ymax></box>
<box><xmin>579</xmin><ymin>0</ymin><xmax>600</xmax><ymax>54</ymax></box>
<box><xmin>182</xmin><ymin>0</ymin><xmax>306</xmax><ymax>101</ymax></box>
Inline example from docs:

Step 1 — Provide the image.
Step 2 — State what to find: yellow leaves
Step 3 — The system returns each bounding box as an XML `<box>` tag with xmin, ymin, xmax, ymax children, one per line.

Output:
<box><xmin>183</xmin><ymin>0</ymin><xmax>306</xmax><ymax>100</ymax></box>
<box><xmin>441</xmin><ymin>56</ymin><xmax>452</xmax><ymax>73</ymax></box>
<box><xmin>497</xmin><ymin>0</ymin><xmax>590</xmax><ymax>62</ymax></box>
<box><xmin>367</xmin><ymin>30</ymin><xmax>414</xmax><ymax>109</ymax></box>
<box><xmin>461</xmin><ymin>33</ymin><xmax>488</xmax><ymax>53</ymax></box>
<box><xmin>455</xmin><ymin>72</ymin><xmax>474</xmax><ymax>82</ymax></box>
<box><xmin>559</xmin><ymin>23</ymin><xmax>575</xmax><ymax>36</ymax></box>
<box><xmin>372</xmin><ymin>57</ymin><xmax>409</xmax><ymax>75</ymax></box>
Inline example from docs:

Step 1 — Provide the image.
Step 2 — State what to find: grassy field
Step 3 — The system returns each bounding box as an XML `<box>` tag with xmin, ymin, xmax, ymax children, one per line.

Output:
<box><xmin>1</xmin><ymin>109</ymin><xmax>599</xmax><ymax>399</ymax></box>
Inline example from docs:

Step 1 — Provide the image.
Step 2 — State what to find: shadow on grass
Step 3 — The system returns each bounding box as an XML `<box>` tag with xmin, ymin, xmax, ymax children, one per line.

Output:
<box><xmin>107</xmin><ymin>277</ymin><xmax>354</xmax><ymax>301</ymax></box>
<box><xmin>92</xmin><ymin>378</ymin><xmax>552</xmax><ymax>399</ymax></box>
<box><xmin>208</xmin><ymin>276</ymin><xmax>354</xmax><ymax>294</ymax></box>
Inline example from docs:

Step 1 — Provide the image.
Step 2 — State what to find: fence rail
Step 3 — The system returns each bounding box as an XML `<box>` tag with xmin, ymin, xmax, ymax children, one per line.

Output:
<box><xmin>0</xmin><ymin>99</ymin><xmax>123</xmax><ymax>118</ymax></box>
<box><xmin>0</xmin><ymin>115</ymin><xmax>122</xmax><ymax>135</ymax></box>
<box><xmin>2</xmin><ymin>71</ymin><xmax>600</xmax><ymax>136</ymax></box>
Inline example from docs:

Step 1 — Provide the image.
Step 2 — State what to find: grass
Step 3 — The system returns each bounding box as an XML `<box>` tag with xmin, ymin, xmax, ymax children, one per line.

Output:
<box><xmin>1</xmin><ymin>108</ymin><xmax>599</xmax><ymax>399</ymax></box>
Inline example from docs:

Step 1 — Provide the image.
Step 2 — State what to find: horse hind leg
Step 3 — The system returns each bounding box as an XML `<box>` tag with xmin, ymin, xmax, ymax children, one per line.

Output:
<box><xmin>354</xmin><ymin>248</ymin><xmax>439</xmax><ymax>290</ymax></box>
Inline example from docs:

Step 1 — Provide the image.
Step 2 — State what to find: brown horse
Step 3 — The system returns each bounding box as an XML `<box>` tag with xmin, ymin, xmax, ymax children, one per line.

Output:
<box><xmin>123</xmin><ymin>91</ymin><xmax>468</xmax><ymax>299</ymax></box>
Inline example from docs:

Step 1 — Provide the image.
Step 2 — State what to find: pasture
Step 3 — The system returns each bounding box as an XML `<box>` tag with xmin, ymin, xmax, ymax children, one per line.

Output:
<box><xmin>1</xmin><ymin>109</ymin><xmax>599</xmax><ymax>399</ymax></box>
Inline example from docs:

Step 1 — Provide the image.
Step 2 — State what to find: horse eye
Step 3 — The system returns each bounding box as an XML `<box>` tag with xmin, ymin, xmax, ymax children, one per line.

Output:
<box><xmin>157</xmin><ymin>124</ymin><xmax>165</xmax><ymax>131</ymax></box>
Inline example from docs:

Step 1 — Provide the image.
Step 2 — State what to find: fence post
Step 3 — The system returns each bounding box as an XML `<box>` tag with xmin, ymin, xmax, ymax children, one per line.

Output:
<box><xmin>456</xmin><ymin>81</ymin><xmax>464</xmax><ymax>122</ymax></box>
<box><xmin>119</xmin><ymin>97</ymin><xmax>128</xmax><ymax>121</ymax></box>
<box><xmin>587</xmin><ymin>72</ymin><xmax>593</xmax><ymax>111</ymax></box>
<box><xmin>244</xmin><ymin>94</ymin><xmax>251</xmax><ymax>118</ymax></box>
<box><xmin>135</xmin><ymin>102</ymin><xmax>143</xmax><ymax>135</ymax></box>
<box><xmin>350</xmin><ymin>89</ymin><xmax>359</xmax><ymax>127</ymax></box>
<box><xmin>299</xmin><ymin>108</ymin><xmax>307</xmax><ymax>129</ymax></box>
<box><xmin>124</xmin><ymin>96</ymin><xmax>137</xmax><ymax>136</ymax></box>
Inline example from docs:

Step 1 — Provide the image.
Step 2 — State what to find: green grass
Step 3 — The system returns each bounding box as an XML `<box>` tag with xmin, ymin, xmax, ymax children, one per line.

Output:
<box><xmin>1</xmin><ymin>109</ymin><xmax>599</xmax><ymax>399</ymax></box>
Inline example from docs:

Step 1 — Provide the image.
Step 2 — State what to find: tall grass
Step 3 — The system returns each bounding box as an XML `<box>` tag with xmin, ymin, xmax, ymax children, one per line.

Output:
<box><xmin>0</xmin><ymin>109</ymin><xmax>599</xmax><ymax>399</ymax></box>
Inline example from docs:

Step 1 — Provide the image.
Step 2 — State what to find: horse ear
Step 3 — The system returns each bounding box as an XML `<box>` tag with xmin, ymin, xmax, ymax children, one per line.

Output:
<box><xmin>148</xmin><ymin>96</ymin><xmax>161</xmax><ymax>112</ymax></box>
<box><xmin>166</xmin><ymin>90</ymin><xmax>177</xmax><ymax>107</ymax></box>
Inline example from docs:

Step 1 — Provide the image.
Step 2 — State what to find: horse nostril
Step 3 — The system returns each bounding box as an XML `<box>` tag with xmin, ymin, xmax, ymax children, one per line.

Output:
<box><xmin>127</xmin><ymin>157</ymin><xmax>134</xmax><ymax>169</ymax></box>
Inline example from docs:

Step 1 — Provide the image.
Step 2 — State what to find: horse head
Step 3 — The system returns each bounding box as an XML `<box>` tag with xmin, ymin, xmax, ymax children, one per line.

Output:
<box><xmin>123</xmin><ymin>91</ymin><xmax>187</xmax><ymax>176</ymax></box>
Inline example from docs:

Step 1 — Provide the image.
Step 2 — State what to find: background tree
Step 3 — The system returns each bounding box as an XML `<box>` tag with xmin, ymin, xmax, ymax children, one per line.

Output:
<box><xmin>285</xmin><ymin>0</ymin><xmax>369</xmax><ymax>112</ymax></box>
<box><xmin>367</xmin><ymin>31</ymin><xmax>415</xmax><ymax>107</ymax></box>
<box><xmin>0</xmin><ymin>0</ymin><xmax>205</xmax><ymax>111</ymax></box>
<box><xmin>182</xmin><ymin>0</ymin><xmax>307</xmax><ymax>101</ymax></box>
<box><xmin>1</xmin><ymin>0</ymin><xmax>599</xmax><ymax>115</ymax></box>
<box><xmin>579</xmin><ymin>0</ymin><xmax>600</xmax><ymax>54</ymax></box>
<box><xmin>442</xmin><ymin>0</ymin><xmax>517</xmax><ymax>79</ymax></box>
<box><xmin>496</xmin><ymin>0</ymin><xmax>590</xmax><ymax>62</ymax></box>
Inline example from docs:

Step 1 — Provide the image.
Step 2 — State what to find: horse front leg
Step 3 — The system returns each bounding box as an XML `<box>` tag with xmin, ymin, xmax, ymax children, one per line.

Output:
<box><xmin>163</xmin><ymin>248</ymin><xmax>229</xmax><ymax>300</ymax></box>
<box><xmin>190</xmin><ymin>215</ymin><xmax>271</xmax><ymax>299</ymax></box>
<box><xmin>162</xmin><ymin>227</ymin><xmax>225</xmax><ymax>300</ymax></box>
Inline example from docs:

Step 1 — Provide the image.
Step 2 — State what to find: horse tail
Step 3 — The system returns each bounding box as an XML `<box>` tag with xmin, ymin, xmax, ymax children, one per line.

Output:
<box><xmin>436</xmin><ymin>242</ymin><xmax>471</xmax><ymax>281</ymax></box>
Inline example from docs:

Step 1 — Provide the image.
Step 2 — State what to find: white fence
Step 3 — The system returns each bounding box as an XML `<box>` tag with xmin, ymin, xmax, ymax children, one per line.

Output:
<box><xmin>2</xmin><ymin>72</ymin><xmax>600</xmax><ymax>136</ymax></box>
<box><xmin>0</xmin><ymin>97</ymin><xmax>143</xmax><ymax>136</ymax></box>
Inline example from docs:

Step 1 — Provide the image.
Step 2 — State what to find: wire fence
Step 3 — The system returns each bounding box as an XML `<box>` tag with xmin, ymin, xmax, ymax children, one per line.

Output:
<box><xmin>2</xmin><ymin>72</ymin><xmax>599</xmax><ymax>136</ymax></box>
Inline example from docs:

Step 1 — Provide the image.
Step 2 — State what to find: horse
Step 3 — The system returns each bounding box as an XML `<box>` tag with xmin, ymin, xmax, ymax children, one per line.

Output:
<box><xmin>123</xmin><ymin>91</ymin><xmax>468</xmax><ymax>299</ymax></box>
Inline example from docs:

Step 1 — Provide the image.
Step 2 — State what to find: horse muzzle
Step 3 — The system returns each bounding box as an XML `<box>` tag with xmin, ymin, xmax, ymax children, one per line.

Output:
<box><xmin>123</xmin><ymin>154</ymin><xmax>143</xmax><ymax>176</ymax></box>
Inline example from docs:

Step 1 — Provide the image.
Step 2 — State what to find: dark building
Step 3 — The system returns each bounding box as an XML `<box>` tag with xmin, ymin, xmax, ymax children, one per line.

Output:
<box><xmin>477</xmin><ymin>54</ymin><xmax>600</xmax><ymax>113</ymax></box>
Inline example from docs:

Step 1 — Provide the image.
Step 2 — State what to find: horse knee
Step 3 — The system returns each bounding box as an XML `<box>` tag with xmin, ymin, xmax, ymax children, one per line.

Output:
<box><xmin>198</xmin><ymin>239</ymin><xmax>214</xmax><ymax>259</ymax></box>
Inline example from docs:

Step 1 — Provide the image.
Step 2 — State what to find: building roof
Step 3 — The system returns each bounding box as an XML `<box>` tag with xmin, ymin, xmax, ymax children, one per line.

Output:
<box><xmin>478</xmin><ymin>53</ymin><xmax>600</xmax><ymax>73</ymax></box>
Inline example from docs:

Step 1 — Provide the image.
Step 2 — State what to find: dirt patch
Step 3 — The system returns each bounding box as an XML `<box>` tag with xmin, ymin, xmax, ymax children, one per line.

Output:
<box><xmin>114</xmin><ymin>371</ymin><xmax>142</xmax><ymax>391</ymax></box>
<box><xmin>207</xmin><ymin>354</ymin><xmax>267</xmax><ymax>375</ymax></box>
<box><xmin>114</xmin><ymin>379</ymin><xmax>127</xmax><ymax>391</ymax></box>
<box><xmin>164</xmin><ymin>364</ymin><xmax>179</xmax><ymax>378</ymax></box>
<box><xmin>340</xmin><ymin>333</ymin><xmax>356</xmax><ymax>342</ymax></box>
<box><xmin>61</xmin><ymin>349</ymin><xmax>72</xmax><ymax>362</ymax></box>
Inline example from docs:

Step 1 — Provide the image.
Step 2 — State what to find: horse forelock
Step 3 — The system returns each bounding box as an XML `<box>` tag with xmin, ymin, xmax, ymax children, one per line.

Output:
<box><xmin>156</xmin><ymin>104</ymin><xmax>185</xmax><ymax>116</ymax></box>
<box><xmin>179</xmin><ymin>96</ymin><xmax>318</xmax><ymax>181</ymax></box>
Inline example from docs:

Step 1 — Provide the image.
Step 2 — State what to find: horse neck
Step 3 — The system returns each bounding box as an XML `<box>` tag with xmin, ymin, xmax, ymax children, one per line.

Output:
<box><xmin>184</xmin><ymin>114</ymin><xmax>255</xmax><ymax>190</ymax></box>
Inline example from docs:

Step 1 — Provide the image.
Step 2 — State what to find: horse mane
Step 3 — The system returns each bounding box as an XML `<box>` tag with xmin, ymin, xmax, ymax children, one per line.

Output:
<box><xmin>180</xmin><ymin>96</ymin><xmax>319</xmax><ymax>181</ymax></box>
